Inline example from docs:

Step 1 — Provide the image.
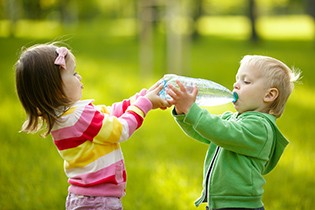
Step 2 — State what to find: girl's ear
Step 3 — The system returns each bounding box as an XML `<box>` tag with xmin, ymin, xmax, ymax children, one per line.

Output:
<box><xmin>264</xmin><ymin>88</ymin><xmax>279</xmax><ymax>102</ymax></box>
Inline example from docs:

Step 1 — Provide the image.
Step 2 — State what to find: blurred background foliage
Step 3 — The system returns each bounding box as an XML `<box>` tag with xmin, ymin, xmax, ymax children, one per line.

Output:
<box><xmin>0</xmin><ymin>0</ymin><xmax>314</xmax><ymax>209</ymax></box>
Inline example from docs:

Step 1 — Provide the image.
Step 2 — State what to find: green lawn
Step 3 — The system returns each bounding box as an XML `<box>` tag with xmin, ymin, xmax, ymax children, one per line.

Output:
<box><xmin>0</xmin><ymin>16</ymin><xmax>314</xmax><ymax>209</ymax></box>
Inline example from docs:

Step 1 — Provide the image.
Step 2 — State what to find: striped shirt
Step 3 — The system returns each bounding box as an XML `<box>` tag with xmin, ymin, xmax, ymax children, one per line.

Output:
<box><xmin>51</xmin><ymin>91</ymin><xmax>152</xmax><ymax>197</ymax></box>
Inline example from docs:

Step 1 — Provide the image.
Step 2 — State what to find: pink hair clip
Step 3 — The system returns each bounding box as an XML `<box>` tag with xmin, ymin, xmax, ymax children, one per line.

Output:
<box><xmin>54</xmin><ymin>47</ymin><xmax>69</xmax><ymax>69</ymax></box>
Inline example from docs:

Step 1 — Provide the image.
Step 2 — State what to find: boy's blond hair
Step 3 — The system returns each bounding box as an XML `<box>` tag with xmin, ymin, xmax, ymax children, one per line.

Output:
<box><xmin>240</xmin><ymin>55</ymin><xmax>301</xmax><ymax>118</ymax></box>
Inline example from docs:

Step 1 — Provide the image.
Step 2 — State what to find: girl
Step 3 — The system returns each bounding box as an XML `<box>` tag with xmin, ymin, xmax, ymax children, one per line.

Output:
<box><xmin>15</xmin><ymin>43</ymin><xmax>169</xmax><ymax>210</ymax></box>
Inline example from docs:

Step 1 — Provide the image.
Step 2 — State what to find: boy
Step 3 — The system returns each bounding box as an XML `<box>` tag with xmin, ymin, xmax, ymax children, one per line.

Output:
<box><xmin>166</xmin><ymin>55</ymin><xmax>301</xmax><ymax>210</ymax></box>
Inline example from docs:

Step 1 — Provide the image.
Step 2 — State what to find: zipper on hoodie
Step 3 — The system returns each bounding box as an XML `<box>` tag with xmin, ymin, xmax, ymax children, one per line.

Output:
<box><xmin>201</xmin><ymin>146</ymin><xmax>221</xmax><ymax>205</ymax></box>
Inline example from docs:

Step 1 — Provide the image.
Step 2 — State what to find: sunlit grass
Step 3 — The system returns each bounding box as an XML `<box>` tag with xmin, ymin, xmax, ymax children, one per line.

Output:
<box><xmin>197</xmin><ymin>16</ymin><xmax>250</xmax><ymax>39</ymax></box>
<box><xmin>197</xmin><ymin>15</ymin><xmax>314</xmax><ymax>40</ymax></box>
<box><xmin>151</xmin><ymin>162</ymin><xmax>200</xmax><ymax>209</ymax></box>
<box><xmin>0</xmin><ymin>20</ymin><xmax>63</xmax><ymax>39</ymax></box>
<box><xmin>289</xmin><ymin>84</ymin><xmax>315</xmax><ymax>110</ymax></box>
<box><xmin>121</xmin><ymin>110</ymin><xmax>209</xmax><ymax>210</ymax></box>
<box><xmin>258</xmin><ymin>15</ymin><xmax>314</xmax><ymax>40</ymax></box>
<box><xmin>107</xmin><ymin>18</ymin><xmax>137</xmax><ymax>37</ymax></box>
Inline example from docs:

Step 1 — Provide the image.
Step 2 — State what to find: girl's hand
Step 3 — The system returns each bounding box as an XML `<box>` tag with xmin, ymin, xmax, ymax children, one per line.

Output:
<box><xmin>167</xmin><ymin>80</ymin><xmax>198</xmax><ymax>114</ymax></box>
<box><xmin>145</xmin><ymin>84</ymin><xmax>170</xmax><ymax>110</ymax></box>
<box><xmin>147</xmin><ymin>79</ymin><xmax>162</xmax><ymax>92</ymax></box>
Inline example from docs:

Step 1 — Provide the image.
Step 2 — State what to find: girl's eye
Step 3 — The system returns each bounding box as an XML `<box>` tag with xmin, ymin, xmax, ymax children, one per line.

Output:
<box><xmin>244</xmin><ymin>81</ymin><xmax>250</xmax><ymax>84</ymax></box>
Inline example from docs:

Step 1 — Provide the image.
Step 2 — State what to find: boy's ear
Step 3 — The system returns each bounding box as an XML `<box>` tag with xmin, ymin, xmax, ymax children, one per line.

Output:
<box><xmin>264</xmin><ymin>88</ymin><xmax>279</xmax><ymax>102</ymax></box>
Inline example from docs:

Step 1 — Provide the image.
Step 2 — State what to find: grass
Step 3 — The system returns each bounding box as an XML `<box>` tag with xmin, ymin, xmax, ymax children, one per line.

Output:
<box><xmin>0</xmin><ymin>15</ymin><xmax>314</xmax><ymax>209</ymax></box>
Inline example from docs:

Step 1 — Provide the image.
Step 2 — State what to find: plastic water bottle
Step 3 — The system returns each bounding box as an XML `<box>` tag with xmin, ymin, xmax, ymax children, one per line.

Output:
<box><xmin>159</xmin><ymin>74</ymin><xmax>238</xmax><ymax>106</ymax></box>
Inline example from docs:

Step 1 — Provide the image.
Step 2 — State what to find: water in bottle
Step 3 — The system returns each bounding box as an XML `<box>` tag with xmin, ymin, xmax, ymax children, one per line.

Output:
<box><xmin>159</xmin><ymin>74</ymin><xmax>238</xmax><ymax>106</ymax></box>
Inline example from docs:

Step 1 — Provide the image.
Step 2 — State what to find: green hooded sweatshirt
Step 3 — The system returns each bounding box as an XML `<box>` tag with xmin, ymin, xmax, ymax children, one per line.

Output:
<box><xmin>173</xmin><ymin>103</ymin><xmax>289</xmax><ymax>210</ymax></box>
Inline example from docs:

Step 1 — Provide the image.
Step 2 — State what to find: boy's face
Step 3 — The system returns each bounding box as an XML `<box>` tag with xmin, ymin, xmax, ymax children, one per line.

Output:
<box><xmin>233</xmin><ymin>64</ymin><xmax>270</xmax><ymax>114</ymax></box>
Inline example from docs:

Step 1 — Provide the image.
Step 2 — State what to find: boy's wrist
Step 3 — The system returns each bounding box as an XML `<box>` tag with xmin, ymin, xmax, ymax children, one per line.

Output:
<box><xmin>175</xmin><ymin>107</ymin><xmax>184</xmax><ymax>115</ymax></box>
<box><xmin>183</xmin><ymin>103</ymin><xmax>199</xmax><ymax>124</ymax></box>
<box><xmin>172</xmin><ymin>107</ymin><xmax>185</xmax><ymax>116</ymax></box>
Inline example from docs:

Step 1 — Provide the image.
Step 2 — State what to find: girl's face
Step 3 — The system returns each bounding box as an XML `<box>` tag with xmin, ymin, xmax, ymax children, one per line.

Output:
<box><xmin>233</xmin><ymin>64</ymin><xmax>270</xmax><ymax>114</ymax></box>
<box><xmin>60</xmin><ymin>53</ymin><xmax>83</xmax><ymax>104</ymax></box>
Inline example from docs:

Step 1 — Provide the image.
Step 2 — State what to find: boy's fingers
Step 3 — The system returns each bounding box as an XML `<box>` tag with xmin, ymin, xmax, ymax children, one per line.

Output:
<box><xmin>166</xmin><ymin>87</ymin><xmax>177</xmax><ymax>99</ymax></box>
<box><xmin>176</xmin><ymin>80</ymin><xmax>186</xmax><ymax>92</ymax></box>
<box><xmin>168</xmin><ymin>84</ymin><xmax>180</xmax><ymax>95</ymax></box>
<box><xmin>192</xmin><ymin>86</ymin><xmax>198</xmax><ymax>96</ymax></box>
<box><xmin>166</xmin><ymin>98</ymin><xmax>175</xmax><ymax>105</ymax></box>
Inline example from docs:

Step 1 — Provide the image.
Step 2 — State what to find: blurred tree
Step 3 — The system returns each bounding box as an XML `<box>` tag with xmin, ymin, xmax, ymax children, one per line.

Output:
<box><xmin>75</xmin><ymin>0</ymin><xmax>101</xmax><ymax>20</ymax></box>
<box><xmin>306</xmin><ymin>0</ymin><xmax>315</xmax><ymax>19</ymax></box>
<box><xmin>22</xmin><ymin>0</ymin><xmax>41</xmax><ymax>19</ymax></box>
<box><xmin>137</xmin><ymin>0</ymin><xmax>190</xmax><ymax>75</ymax></box>
<box><xmin>191</xmin><ymin>0</ymin><xmax>204</xmax><ymax>40</ymax></box>
<box><xmin>165</xmin><ymin>0</ymin><xmax>185</xmax><ymax>74</ymax></box>
<box><xmin>138</xmin><ymin>0</ymin><xmax>154</xmax><ymax>77</ymax></box>
<box><xmin>58</xmin><ymin>0</ymin><xmax>71</xmax><ymax>24</ymax></box>
<box><xmin>305</xmin><ymin>0</ymin><xmax>315</xmax><ymax>45</ymax></box>
<box><xmin>4</xmin><ymin>0</ymin><xmax>21</xmax><ymax>37</ymax></box>
<box><xmin>248</xmin><ymin>0</ymin><xmax>259</xmax><ymax>42</ymax></box>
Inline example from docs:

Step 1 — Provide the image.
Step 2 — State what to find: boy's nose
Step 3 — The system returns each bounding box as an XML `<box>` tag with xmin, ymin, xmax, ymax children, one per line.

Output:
<box><xmin>233</xmin><ymin>82</ymin><xmax>240</xmax><ymax>90</ymax></box>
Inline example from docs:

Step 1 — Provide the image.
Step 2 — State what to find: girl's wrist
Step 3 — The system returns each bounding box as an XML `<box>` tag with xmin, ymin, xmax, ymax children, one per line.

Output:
<box><xmin>133</xmin><ymin>96</ymin><xmax>153</xmax><ymax>116</ymax></box>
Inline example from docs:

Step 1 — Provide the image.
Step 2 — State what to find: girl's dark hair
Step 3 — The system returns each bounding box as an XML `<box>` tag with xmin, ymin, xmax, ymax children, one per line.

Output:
<box><xmin>15</xmin><ymin>44</ymin><xmax>71</xmax><ymax>137</ymax></box>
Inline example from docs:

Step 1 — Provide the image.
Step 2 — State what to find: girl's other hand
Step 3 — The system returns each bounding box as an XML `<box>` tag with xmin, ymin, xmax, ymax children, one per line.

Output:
<box><xmin>166</xmin><ymin>80</ymin><xmax>198</xmax><ymax>114</ymax></box>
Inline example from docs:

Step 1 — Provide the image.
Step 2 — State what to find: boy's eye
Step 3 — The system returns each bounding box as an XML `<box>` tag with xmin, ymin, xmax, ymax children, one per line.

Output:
<box><xmin>244</xmin><ymin>81</ymin><xmax>250</xmax><ymax>84</ymax></box>
<box><xmin>73</xmin><ymin>72</ymin><xmax>78</xmax><ymax>76</ymax></box>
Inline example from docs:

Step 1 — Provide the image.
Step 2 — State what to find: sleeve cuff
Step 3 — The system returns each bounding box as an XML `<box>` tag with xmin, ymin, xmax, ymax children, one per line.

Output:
<box><xmin>132</xmin><ymin>96</ymin><xmax>152</xmax><ymax>116</ymax></box>
<box><xmin>171</xmin><ymin>107</ymin><xmax>186</xmax><ymax>121</ymax></box>
<box><xmin>183</xmin><ymin>103</ymin><xmax>200</xmax><ymax>125</ymax></box>
<box><xmin>127</xmin><ymin>105</ymin><xmax>145</xmax><ymax>118</ymax></box>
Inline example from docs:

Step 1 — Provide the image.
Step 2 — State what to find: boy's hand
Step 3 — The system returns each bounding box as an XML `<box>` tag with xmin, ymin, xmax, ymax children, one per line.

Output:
<box><xmin>167</xmin><ymin>80</ymin><xmax>198</xmax><ymax>114</ymax></box>
<box><xmin>145</xmin><ymin>84</ymin><xmax>170</xmax><ymax>110</ymax></box>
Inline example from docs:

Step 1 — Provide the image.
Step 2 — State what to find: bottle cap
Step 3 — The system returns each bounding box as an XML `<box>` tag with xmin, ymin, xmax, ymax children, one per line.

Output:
<box><xmin>232</xmin><ymin>92</ymin><xmax>238</xmax><ymax>103</ymax></box>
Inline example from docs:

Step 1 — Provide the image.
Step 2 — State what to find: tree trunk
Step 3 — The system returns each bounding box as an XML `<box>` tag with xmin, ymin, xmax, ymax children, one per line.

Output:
<box><xmin>191</xmin><ymin>0</ymin><xmax>203</xmax><ymax>41</ymax></box>
<box><xmin>5</xmin><ymin>0</ymin><xmax>19</xmax><ymax>37</ymax></box>
<box><xmin>248</xmin><ymin>0</ymin><xmax>259</xmax><ymax>42</ymax></box>
<box><xmin>305</xmin><ymin>0</ymin><xmax>315</xmax><ymax>47</ymax></box>
<box><xmin>138</xmin><ymin>0</ymin><xmax>154</xmax><ymax>77</ymax></box>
